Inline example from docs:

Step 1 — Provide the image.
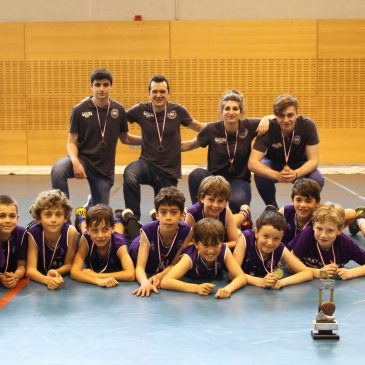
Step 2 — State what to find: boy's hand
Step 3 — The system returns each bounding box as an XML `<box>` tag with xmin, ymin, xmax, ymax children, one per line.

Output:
<box><xmin>215</xmin><ymin>287</ymin><xmax>232</xmax><ymax>299</ymax></box>
<box><xmin>336</xmin><ymin>268</ymin><xmax>353</xmax><ymax>280</ymax></box>
<box><xmin>132</xmin><ymin>280</ymin><xmax>159</xmax><ymax>297</ymax></box>
<box><xmin>96</xmin><ymin>277</ymin><xmax>119</xmax><ymax>288</ymax></box>
<box><xmin>321</xmin><ymin>263</ymin><xmax>338</xmax><ymax>278</ymax></box>
<box><xmin>263</xmin><ymin>273</ymin><xmax>278</xmax><ymax>288</ymax></box>
<box><xmin>2</xmin><ymin>272</ymin><xmax>18</xmax><ymax>289</ymax></box>
<box><xmin>196</xmin><ymin>283</ymin><xmax>216</xmax><ymax>296</ymax></box>
<box><xmin>149</xmin><ymin>274</ymin><xmax>162</xmax><ymax>289</ymax></box>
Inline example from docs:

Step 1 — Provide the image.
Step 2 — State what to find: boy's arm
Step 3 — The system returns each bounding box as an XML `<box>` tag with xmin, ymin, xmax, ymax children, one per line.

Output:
<box><xmin>278</xmin><ymin>248</ymin><xmax>313</xmax><ymax>288</ymax></box>
<box><xmin>70</xmin><ymin>236</ymin><xmax>118</xmax><ymax>287</ymax></box>
<box><xmin>181</xmin><ymin>137</ymin><xmax>200</xmax><ymax>152</ymax></box>
<box><xmin>160</xmin><ymin>255</ymin><xmax>215</xmax><ymax>295</ymax></box>
<box><xmin>224</xmin><ymin>208</ymin><xmax>239</xmax><ymax>249</ymax></box>
<box><xmin>337</xmin><ymin>265</ymin><xmax>365</xmax><ymax>280</ymax></box>
<box><xmin>87</xmin><ymin>246</ymin><xmax>135</xmax><ymax>282</ymax></box>
<box><xmin>216</xmin><ymin>249</ymin><xmax>246</xmax><ymax>298</ymax></box>
<box><xmin>55</xmin><ymin>226</ymin><xmax>78</xmax><ymax>276</ymax></box>
<box><xmin>119</xmin><ymin>132</ymin><xmax>142</xmax><ymax>145</ymax></box>
<box><xmin>66</xmin><ymin>132</ymin><xmax>87</xmax><ymax>179</ymax></box>
<box><xmin>26</xmin><ymin>235</ymin><xmax>63</xmax><ymax>289</ymax></box>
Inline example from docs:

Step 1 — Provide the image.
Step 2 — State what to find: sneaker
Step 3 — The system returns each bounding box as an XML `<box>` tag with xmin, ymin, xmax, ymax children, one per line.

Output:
<box><xmin>240</xmin><ymin>205</ymin><xmax>252</xmax><ymax>230</ymax></box>
<box><xmin>74</xmin><ymin>207</ymin><xmax>87</xmax><ymax>233</ymax></box>
<box><xmin>122</xmin><ymin>209</ymin><xmax>136</xmax><ymax>223</ymax></box>
<box><xmin>83</xmin><ymin>194</ymin><xmax>92</xmax><ymax>208</ymax></box>
<box><xmin>265</xmin><ymin>204</ymin><xmax>279</xmax><ymax>212</ymax></box>
<box><xmin>150</xmin><ymin>208</ymin><xmax>157</xmax><ymax>221</ymax></box>
<box><xmin>355</xmin><ymin>206</ymin><xmax>365</xmax><ymax>219</ymax></box>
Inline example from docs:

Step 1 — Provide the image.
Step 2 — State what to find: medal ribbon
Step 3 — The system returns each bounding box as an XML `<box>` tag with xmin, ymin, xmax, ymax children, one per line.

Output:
<box><xmin>1</xmin><ymin>240</ymin><xmax>10</xmax><ymax>273</ymax></box>
<box><xmin>316</xmin><ymin>241</ymin><xmax>336</xmax><ymax>267</ymax></box>
<box><xmin>152</xmin><ymin>105</ymin><xmax>167</xmax><ymax>148</ymax></box>
<box><xmin>93</xmin><ymin>99</ymin><xmax>110</xmax><ymax>143</ymax></box>
<box><xmin>294</xmin><ymin>215</ymin><xmax>312</xmax><ymax>234</ymax></box>
<box><xmin>42</xmin><ymin>232</ymin><xmax>62</xmax><ymax>273</ymax></box>
<box><xmin>90</xmin><ymin>241</ymin><xmax>112</xmax><ymax>273</ymax></box>
<box><xmin>156</xmin><ymin>226</ymin><xmax>179</xmax><ymax>273</ymax></box>
<box><xmin>224</xmin><ymin>125</ymin><xmax>239</xmax><ymax>168</ymax></box>
<box><xmin>281</xmin><ymin>129</ymin><xmax>295</xmax><ymax>166</ymax></box>
<box><xmin>196</xmin><ymin>252</ymin><xmax>218</xmax><ymax>278</ymax></box>
<box><xmin>255</xmin><ymin>242</ymin><xmax>274</xmax><ymax>274</ymax></box>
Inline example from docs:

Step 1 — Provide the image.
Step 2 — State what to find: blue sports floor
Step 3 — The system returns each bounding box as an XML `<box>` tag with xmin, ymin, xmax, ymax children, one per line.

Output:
<box><xmin>1</xmin><ymin>174</ymin><xmax>365</xmax><ymax>365</ymax></box>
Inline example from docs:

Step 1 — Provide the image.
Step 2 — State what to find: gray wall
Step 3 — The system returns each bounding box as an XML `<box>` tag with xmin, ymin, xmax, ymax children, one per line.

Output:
<box><xmin>0</xmin><ymin>0</ymin><xmax>364</xmax><ymax>22</ymax></box>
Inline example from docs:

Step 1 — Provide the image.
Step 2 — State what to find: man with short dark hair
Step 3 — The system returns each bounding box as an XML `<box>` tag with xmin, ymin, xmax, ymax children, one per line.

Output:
<box><xmin>123</xmin><ymin>75</ymin><xmax>204</xmax><ymax>219</ymax></box>
<box><xmin>51</xmin><ymin>68</ymin><xmax>141</xmax><ymax>208</ymax></box>
<box><xmin>248</xmin><ymin>94</ymin><xmax>324</xmax><ymax>207</ymax></box>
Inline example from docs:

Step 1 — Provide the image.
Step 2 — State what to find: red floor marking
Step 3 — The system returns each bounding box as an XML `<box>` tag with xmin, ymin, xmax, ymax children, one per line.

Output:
<box><xmin>0</xmin><ymin>278</ymin><xmax>29</xmax><ymax>309</ymax></box>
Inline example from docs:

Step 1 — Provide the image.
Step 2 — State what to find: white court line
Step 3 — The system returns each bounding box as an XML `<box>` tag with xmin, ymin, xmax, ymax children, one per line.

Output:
<box><xmin>325</xmin><ymin>176</ymin><xmax>365</xmax><ymax>202</ymax></box>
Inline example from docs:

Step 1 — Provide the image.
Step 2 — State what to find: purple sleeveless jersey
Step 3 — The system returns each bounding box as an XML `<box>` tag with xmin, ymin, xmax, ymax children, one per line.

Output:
<box><xmin>28</xmin><ymin>223</ymin><xmax>71</xmax><ymax>274</ymax></box>
<box><xmin>82</xmin><ymin>232</ymin><xmax>128</xmax><ymax>273</ymax></box>
<box><xmin>181</xmin><ymin>244</ymin><xmax>227</xmax><ymax>279</ymax></box>
<box><xmin>291</xmin><ymin>225</ymin><xmax>365</xmax><ymax>268</ymax></box>
<box><xmin>242</xmin><ymin>230</ymin><xmax>285</xmax><ymax>277</ymax></box>
<box><xmin>129</xmin><ymin>220</ymin><xmax>191</xmax><ymax>275</ymax></box>
<box><xmin>0</xmin><ymin>225</ymin><xmax>27</xmax><ymax>273</ymax></box>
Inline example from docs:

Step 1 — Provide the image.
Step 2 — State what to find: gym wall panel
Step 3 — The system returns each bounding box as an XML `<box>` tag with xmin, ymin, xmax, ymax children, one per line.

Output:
<box><xmin>316</xmin><ymin>20</ymin><xmax>365</xmax><ymax>163</ymax></box>
<box><xmin>0</xmin><ymin>23</ymin><xmax>27</xmax><ymax>164</ymax></box>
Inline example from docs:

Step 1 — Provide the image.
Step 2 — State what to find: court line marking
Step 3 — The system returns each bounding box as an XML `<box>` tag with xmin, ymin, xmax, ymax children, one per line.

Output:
<box><xmin>324</xmin><ymin>176</ymin><xmax>365</xmax><ymax>202</ymax></box>
<box><xmin>0</xmin><ymin>278</ymin><xmax>29</xmax><ymax>310</ymax></box>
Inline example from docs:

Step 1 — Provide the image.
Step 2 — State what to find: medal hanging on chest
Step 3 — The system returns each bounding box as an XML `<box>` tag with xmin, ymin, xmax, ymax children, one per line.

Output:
<box><xmin>224</xmin><ymin>124</ymin><xmax>239</xmax><ymax>176</ymax></box>
<box><xmin>93</xmin><ymin>99</ymin><xmax>110</xmax><ymax>150</ymax></box>
<box><xmin>281</xmin><ymin>129</ymin><xmax>294</xmax><ymax>170</ymax></box>
<box><xmin>153</xmin><ymin>105</ymin><xmax>167</xmax><ymax>153</ymax></box>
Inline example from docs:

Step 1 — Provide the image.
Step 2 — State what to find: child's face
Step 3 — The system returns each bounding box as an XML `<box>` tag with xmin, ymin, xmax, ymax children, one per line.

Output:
<box><xmin>292</xmin><ymin>194</ymin><xmax>319</xmax><ymax>221</ymax></box>
<box><xmin>88</xmin><ymin>220</ymin><xmax>113</xmax><ymax>247</ymax></box>
<box><xmin>0</xmin><ymin>204</ymin><xmax>18</xmax><ymax>237</ymax></box>
<box><xmin>156</xmin><ymin>204</ymin><xmax>184</xmax><ymax>231</ymax></box>
<box><xmin>39</xmin><ymin>207</ymin><xmax>67</xmax><ymax>234</ymax></box>
<box><xmin>200</xmin><ymin>195</ymin><xmax>227</xmax><ymax>218</ymax></box>
<box><xmin>195</xmin><ymin>241</ymin><xmax>222</xmax><ymax>264</ymax></box>
<box><xmin>313</xmin><ymin>221</ymin><xmax>341</xmax><ymax>251</ymax></box>
<box><xmin>255</xmin><ymin>225</ymin><xmax>284</xmax><ymax>257</ymax></box>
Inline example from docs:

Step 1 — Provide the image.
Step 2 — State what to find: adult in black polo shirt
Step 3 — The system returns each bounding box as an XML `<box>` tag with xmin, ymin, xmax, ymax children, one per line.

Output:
<box><xmin>51</xmin><ymin>68</ymin><xmax>141</xmax><ymax>207</ymax></box>
<box><xmin>248</xmin><ymin>94</ymin><xmax>324</xmax><ymax>207</ymax></box>
<box><xmin>182</xmin><ymin>90</ymin><xmax>269</xmax><ymax>214</ymax></box>
<box><xmin>123</xmin><ymin>75</ymin><xmax>203</xmax><ymax>219</ymax></box>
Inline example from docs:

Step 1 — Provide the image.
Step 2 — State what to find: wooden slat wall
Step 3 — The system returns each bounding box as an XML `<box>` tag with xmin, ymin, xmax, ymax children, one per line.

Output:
<box><xmin>0</xmin><ymin>20</ymin><xmax>364</xmax><ymax>165</ymax></box>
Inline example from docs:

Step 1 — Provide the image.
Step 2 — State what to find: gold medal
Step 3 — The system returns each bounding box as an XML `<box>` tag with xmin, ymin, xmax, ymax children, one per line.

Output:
<box><xmin>273</xmin><ymin>268</ymin><xmax>284</xmax><ymax>279</ymax></box>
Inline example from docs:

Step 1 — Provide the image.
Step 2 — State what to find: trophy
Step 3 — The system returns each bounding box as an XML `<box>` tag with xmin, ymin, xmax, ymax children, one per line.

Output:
<box><xmin>311</xmin><ymin>270</ymin><xmax>339</xmax><ymax>340</ymax></box>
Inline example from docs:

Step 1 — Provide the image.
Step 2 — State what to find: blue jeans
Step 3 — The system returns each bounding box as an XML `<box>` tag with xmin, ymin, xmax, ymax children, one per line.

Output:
<box><xmin>123</xmin><ymin>159</ymin><xmax>178</xmax><ymax>219</ymax></box>
<box><xmin>188</xmin><ymin>168</ymin><xmax>252</xmax><ymax>214</ymax></box>
<box><xmin>254</xmin><ymin>158</ymin><xmax>324</xmax><ymax>207</ymax></box>
<box><xmin>51</xmin><ymin>156</ymin><xmax>114</xmax><ymax>208</ymax></box>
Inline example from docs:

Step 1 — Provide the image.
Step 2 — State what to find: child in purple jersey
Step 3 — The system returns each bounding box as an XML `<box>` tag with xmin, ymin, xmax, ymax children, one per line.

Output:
<box><xmin>278</xmin><ymin>178</ymin><xmax>356</xmax><ymax>248</ymax></box>
<box><xmin>71</xmin><ymin>204</ymin><xmax>135</xmax><ymax>288</ymax></box>
<box><xmin>132</xmin><ymin>187</ymin><xmax>193</xmax><ymax>297</ymax></box>
<box><xmin>26</xmin><ymin>190</ymin><xmax>78</xmax><ymax>290</ymax></box>
<box><xmin>161</xmin><ymin>218</ymin><xmax>246</xmax><ymax>298</ymax></box>
<box><xmin>185</xmin><ymin>175</ymin><xmax>241</xmax><ymax>250</ymax></box>
<box><xmin>278</xmin><ymin>178</ymin><xmax>321</xmax><ymax>247</ymax></box>
<box><xmin>234</xmin><ymin>207</ymin><xmax>312</xmax><ymax>289</ymax></box>
<box><xmin>291</xmin><ymin>203</ymin><xmax>365</xmax><ymax>280</ymax></box>
<box><xmin>0</xmin><ymin>195</ymin><xmax>27</xmax><ymax>288</ymax></box>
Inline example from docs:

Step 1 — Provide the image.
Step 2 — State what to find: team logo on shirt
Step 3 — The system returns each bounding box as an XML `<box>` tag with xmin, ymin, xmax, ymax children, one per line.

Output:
<box><xmin>215</xmin><ymin>137</ymin><xmax>227</xmax><ymax>144</ymax></box>
<box><xmin>111</xmin><ymin>109</ymin><xmax>119</xmax><ymax>119</ymax></box>
<box><xmin>293</xmin><ymin>135</ymin><xmax>301</xmax><ymax>145</ymax></box>
<box><xmin>167</xmin><ymin>110</ymin><xmax>177</xmax><ymax>119</ymax></box>
<box><xmin>143</xmin><ymin>111</ymin><xmax>154</xmax><ymax>118</ymax></box>
<box><xmin>82</xmin><ymin>111</ymin><xmax>93</xmax><ymax>118</ymax></box>
<box><xmin>239</xmin><ymin>128</ymin><xmax>248</xmax><ymax>139</ymax></box>
<box><xmin>272</xmin><ymin>143</ymin><xmax>283</xmax><ymax>149</ymax></box>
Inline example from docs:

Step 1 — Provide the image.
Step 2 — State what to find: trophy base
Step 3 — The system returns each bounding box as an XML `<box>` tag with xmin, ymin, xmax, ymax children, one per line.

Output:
<box><xmin>311</xmin><ymin>320</ymin><xmax>340</xmax><ymax>340</ymax></box>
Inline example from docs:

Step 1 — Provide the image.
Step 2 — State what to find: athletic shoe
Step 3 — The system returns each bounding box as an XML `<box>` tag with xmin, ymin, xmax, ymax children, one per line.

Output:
<box><xmin>74</xmin><ymin>207</ymin><xmax>87</xmax><ymax>233</ymax></box>
<box><xmin>150</xmin><ymin>208</ymin><xmax>157</xmax><ymax>221</ymax></box>
<box><xmin>114</xmin><ymin>208</ymin><xmax>124</xmax><ymax>222</ymax></box>
<box><xmin>348</xmin><ymin>206</ymin><xmax>365</xmax><ymax>235</ymax></box>
<box><xmin>240</xmin><ymin>205</ymin><xmax>252</xmax><ymax>230</ymax></box>
<box><xmin>265</xmin><ymin>204</ymin><xmax>279</xmax><ymax>212</ymax></box>
<box><xmin>83</xmin><ymin>194</ymin><xmax>92</xmax><ymax>208</ymax></box>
